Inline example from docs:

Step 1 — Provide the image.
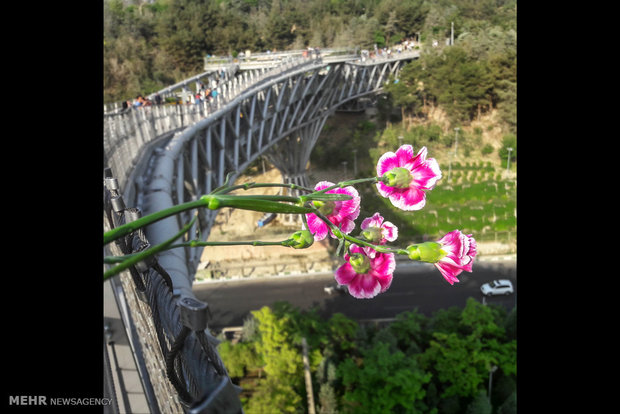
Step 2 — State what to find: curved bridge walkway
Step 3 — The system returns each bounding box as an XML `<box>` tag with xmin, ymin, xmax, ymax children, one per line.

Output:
<box><xmin>103</xmin><ymin>47</ymin><xmax>418</xmax><ymax>413</ymax></box>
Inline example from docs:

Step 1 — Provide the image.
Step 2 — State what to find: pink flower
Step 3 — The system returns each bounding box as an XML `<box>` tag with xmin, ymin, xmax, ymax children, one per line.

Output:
<box><xmin>335</xmin><ymin>244</ymin><xmax>395</xmax><ymax>299</ymax></box>
<box><xmin>376</xmin><ymin>145</ymin><xmax>442</xmax><ymax>211</ymax></box>
<box><xmin>360</xmin><ymin>212</ymin><xmax>398</xmax><ymax>258</ymax></box>
<box><xmin>434</xmin><ymin>230</ymin><xmax>477</xmax><ymax>285</ymax></box>
<box><xmin>305</xmin><ymin>181</ymin><xmax>361</xmax><ymax>241</ymax></box>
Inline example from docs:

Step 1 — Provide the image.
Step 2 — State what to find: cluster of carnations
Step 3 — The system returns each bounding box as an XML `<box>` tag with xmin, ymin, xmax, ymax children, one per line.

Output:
<box><xmin>104</xmin><ymin>145</ymin><xmax>476</xmax><ymax>295</ymax></box>
<box><xmin>304</xmin><ymin>145</ymin><xmax>477</xmax><ymax>299</ymax></box>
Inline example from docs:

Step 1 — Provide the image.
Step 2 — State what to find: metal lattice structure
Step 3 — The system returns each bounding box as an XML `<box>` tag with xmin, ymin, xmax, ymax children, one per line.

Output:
<box><xmin>103</xmin><ymin>49</ymin><xmax>418</xmax><ymax>413</ymax></box>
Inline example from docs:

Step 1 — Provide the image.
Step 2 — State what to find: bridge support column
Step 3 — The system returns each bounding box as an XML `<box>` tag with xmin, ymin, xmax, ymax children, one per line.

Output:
<box><xmin>263</xmin><ymin>115</ymin><xmax>329</xmax><ymax>225</ymax></box>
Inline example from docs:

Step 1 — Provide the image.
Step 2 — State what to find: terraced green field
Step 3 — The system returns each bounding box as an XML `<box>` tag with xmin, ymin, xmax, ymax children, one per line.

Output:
<box><xmin>358</xmin><ymin>163</ymin><xmax>516</xmax><ymax>245</ymax></box>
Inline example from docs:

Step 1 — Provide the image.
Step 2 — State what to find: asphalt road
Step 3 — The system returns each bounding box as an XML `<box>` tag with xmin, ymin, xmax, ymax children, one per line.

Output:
<box><xmin>193</xmin><ymin>259</ymin><xmax>516</xmax><ymax>331</ymax></box>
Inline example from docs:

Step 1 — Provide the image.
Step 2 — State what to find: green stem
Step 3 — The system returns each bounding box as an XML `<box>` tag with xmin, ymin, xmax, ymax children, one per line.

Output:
<box><xmin>104</xmin><ymin>237</ymin><xmax>298</xmax><ymax>264</ymax></box>
<box><xmin>104</xmin><ymin>216</ymin><xmax>197</xmax><ymax>281</ymax></box>
<box><xmin>214</xmin><ymin>182</ymin><xmax>315</xmax><ymax>195</ymax></box>
<box><xmin>104</xmin><ymin>197</ymin><xmax>209</xmax><ymax>245</ymax></box>
<box><xmin>312</xmin><ymin>177</ymin><xmax>381</xmax><ymax>195</ymax></box>
<box><xmin>219</xmin><ymin>194</ymin><xmax>301</xmax><ymax>203</ymax></box>
<box><xmin>171</xmin><ymin>239</ymin><xmax>292</xmax><ymax>248</ymax></box>
<box><xmin>104</xmin><ymin>193</ymin><xmax>317</xmax><ymax>246</ymax></box>
<box><xmin>211</xmin><ymin>195</ymin><xmax>313</xmax><ymax>214</ymax></box>
<box><xmin>341</xmin><ymin>234</ymin><xmax>408</xmax><ymax>255</ymax></box>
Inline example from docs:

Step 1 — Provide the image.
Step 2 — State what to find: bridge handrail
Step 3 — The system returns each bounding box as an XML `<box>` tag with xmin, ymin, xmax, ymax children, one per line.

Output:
<box><xmin>104</xmin><ymin>52</ymin><xmax>319</xmax><ymax>114</ymax></box>
<box><xmin>104</xmin><ymin>56</ymin><xmax>320</xmax><ymax>192</ymax></box>
<box><xmin>104</xmin><ymin>50</ymin><xmax>418</xmax><ymax>413</ymax></box>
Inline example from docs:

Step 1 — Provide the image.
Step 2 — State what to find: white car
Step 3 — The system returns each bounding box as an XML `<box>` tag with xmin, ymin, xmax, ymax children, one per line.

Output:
<box><xmin>480</xmin><ymin>279</ymin><xmax>514</xmax><ymax>296</ymax></box>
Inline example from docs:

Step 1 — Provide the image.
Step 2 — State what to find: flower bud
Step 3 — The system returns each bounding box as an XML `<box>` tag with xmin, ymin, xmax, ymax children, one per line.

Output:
<box><xmin>361</xmin><ymin>226</ymin><xmax>382</xmax><ymax>243</ymax></box>
<box><xmin>406</xmin><ymin>242</ymin><xmax>447</xmax><ymax>263</ymax></box>
<box><xmin>284</xmin><ymin>230</ymin><xmax>314</xmax><ymax>249</ymax></box>
<box><xmin>382</xmin><ymin>167</ymin><xmax>413</xmax><ymax>189</ymax></box>
<box><xmin>313</xmin><ymin>200</ymin><xmax>336</xmax><ymax>215</ymax></box>
<box><xmin>348</xmin><ymin>252</ymin><xmax>371</xmax><ymax>274</ymax></box>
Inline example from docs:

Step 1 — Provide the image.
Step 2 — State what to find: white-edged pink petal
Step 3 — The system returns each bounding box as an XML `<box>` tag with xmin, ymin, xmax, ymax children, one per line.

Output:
<box><xmin>361</xmin><ymin>212</ymin><xmax>384</xmax><ymax>230</ymax></box>
<box><xmin>381</xmin><ymin>221</ymin><xmax>398</xmax><ymax>242</ymax></box>
<box><xmin>395</xmin><ymin>145</ymin><xmax>415</xmax><ymax>167</ymax></box>
<box><xmin>376</xmin><ymin>181</ymin><xmax>397</xmax><ymax>198</ymax></box>
<box><xmin>335</xmin><ymin>263</ymin><xmax>358</xmax><ymax>285</ymax></box>
<box><xmin>412</xmin><ymin>157</ymin><xmax>442</xmax><ymax>190</ymax></box>
<box><xmin>434</xmin><ymin>262</ymin><xmax>462</xmax><ymax>285</ymax></box>
<box><xmin>305</xmin><ymin>213</ymin><xmax>328</xmax><ymax>240</ymax></box>
<box><xmin>376</xmin><ymin>151</ymin><xmax>399</xmax><ymax>176</ymax></box>
<box><xmin>348</xmin><ymin>274</ymin><xmax>382</xmax><ymax>299</ymax></box>
<box><xmin>389</xmin><ymin>186</ymin><xmax>426</xmax><ymax>211</ymax></box>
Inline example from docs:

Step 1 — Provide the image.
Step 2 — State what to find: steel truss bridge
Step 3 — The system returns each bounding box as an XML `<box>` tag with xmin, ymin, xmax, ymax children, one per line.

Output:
<box><xmin>103</xmin><ymin>47</ymin><xmax>418</xmax><ymax>413</ymax></box>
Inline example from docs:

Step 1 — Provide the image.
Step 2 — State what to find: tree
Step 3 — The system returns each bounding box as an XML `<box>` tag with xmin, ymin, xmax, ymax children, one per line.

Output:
<box><xmin>420</xmin><ymin>299</ymin><xmax>516</xmax><ymax>399</ymax></box>
<box><xmin>155</xmin><ymin>0</ymin><xmax>221</xmax><ymax>71</ymax></box>
<box><xmin>427</xmin><ymin>47</ymin><xmax>493</xmax><ymax>122</ymax></box>
<box><xmin>338</xmin><ymin>341</ymin><xmax>431</xmax><ymax>413</ymax></box>
<box><xmin>385</xmin><ymin>58</ymin><xmax>431</xmax><ymax>121</ymax></box>
<box><xmin>388</xmin><ymin>309</ymin><xmax>430</xmax><ymax>355</ymax></box>
<box><xmin>217</xmin><ymin>340</ymin><xmax>260</xmax><ymax>378</ymax></box>
<box><xmin>245</xmin><ymin>376</ymin><xmax>302</xmax><ymax>414</ymax></box>
<box><xmin>252</xmin><ymin>305</ymin><xmax>304</xmax><ymax>381</ymax></box>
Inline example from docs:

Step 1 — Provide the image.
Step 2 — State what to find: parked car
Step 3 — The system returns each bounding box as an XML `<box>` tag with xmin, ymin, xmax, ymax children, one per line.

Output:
<box><xmin>324</xmin><ymin>283</ymin><xmax>347</xmax><ymax>295</ymax></box>
<box><xmin>480</xmin><ymin>279</ymin><xmax>514</xmax><ymax>296</ymax></box>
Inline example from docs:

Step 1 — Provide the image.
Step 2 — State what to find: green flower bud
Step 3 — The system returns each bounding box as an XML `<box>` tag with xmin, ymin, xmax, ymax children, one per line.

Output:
<box><xmin>349</xmin><ymin>253</ymin><xmax>371</xmax><ymax>274</ymax></box>
<box><xmin>382</xmin><ymin>167</ymin><xmax>413</xmax><ymax>189</ymax></box>
<box><xmin>361</xmin><ymin>226</ymin><xmax>382</xmax><ymax>243</ymax></box>
<box><xmin>313</xmin><ymin>200</ymin><xmax>336</xmax><ymax>215</ymax></box>
<box><xmin>284</xmin><ymin>230</ymin><xmax>314</xmax><ymax>249</ymax></box>
<box><xmin>406</xmin><ymin>242</ymin><xmax>447</xmax><ymax>263</ymax></box>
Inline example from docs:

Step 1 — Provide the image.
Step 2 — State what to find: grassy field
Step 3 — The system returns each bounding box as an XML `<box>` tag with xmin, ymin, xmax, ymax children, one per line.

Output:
<box><xmin>313</xmin><ymin>111</ymin><xmax>517</xmax><ymax>248</ymax></box>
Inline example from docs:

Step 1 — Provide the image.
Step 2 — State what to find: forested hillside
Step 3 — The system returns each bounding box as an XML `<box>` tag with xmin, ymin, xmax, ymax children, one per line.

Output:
<box><xmin>103</xmin><ymin>0</ymin><xmax>516</xmax><ymax>122</ymax></box>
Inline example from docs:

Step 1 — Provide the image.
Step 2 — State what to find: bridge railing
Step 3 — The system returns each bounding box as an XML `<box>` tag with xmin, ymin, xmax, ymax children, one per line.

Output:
<box><xmin>104</xmin><ymin>56</ymin><xmax>328</xmax><ymax>413</ymax></box>
<box><xmin>104</xmin><ymin>52</ymin><xmax>316</xmax><ymax>115</ymax></box>
<box><xmin>104</xmin><ymin>170</ymin><xmax>243</xmax><ymax>413</ymax></box>
<box><xmin>104</xmin><ymin>55</ymin><xmax>319</xmax><ymax>191</ymax></box>
<box><xmin>104</xmin><ymin>50</ymin><xmax>418</xmax><ymax>412</ymax></box>
<box><xmin>203</xmin><ymin>47</ymin><xmax>357</xmax><ymax>69</ymax></box>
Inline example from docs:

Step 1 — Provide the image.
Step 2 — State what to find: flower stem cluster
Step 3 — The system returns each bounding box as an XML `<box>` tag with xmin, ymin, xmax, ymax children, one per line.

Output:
<box><xmin>104</xmin><ymin>145</ymin><xmax>477</xmax><ymax>297</ymax></box>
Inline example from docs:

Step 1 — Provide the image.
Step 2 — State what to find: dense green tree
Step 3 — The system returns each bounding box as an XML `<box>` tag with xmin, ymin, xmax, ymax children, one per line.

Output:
<box><xmin>325</xmin><ymin>312</ymin><xmax>358</xmax><ymax>356</ymax></box>
<box><xmin>420</xmin><ymin>299</ymin><xmax>516</xmax><ymax>399</ymax></box>
<box><xmin>216</xmin><ymin>300</ymin><xmax>515</xmax><ymax>413</ymax></box>
<box><xmin>388</xmin><ymin>309</ymin><xmax>430</xmax><ymax>355</ymax></box>
<box><xmin>375</xmin><ymin>0</ymin><xmax>428</xmax><ymax>45</ymax></box>
<box><xmin>385</xmin><ymin>59</ymin><xmax>427</xmax><ymax>119</ymax></box>
<box><xmin>339</xmin><ymin>341</ymin><xmax>431</xmax><ymax>413</ymax></box>
<box><xmin>155</xmin><ymin>0</ymin><xmax>221</xmax><ymax>71</ymax></box>
<box><xmin>424</xmin><ymin>46</ymin><xmax>493</xmax><ymax>122</ymax></box>
<box><xmin>427</xmin><ymin>306</ymin><xmax>462</xmax><ymax>335</ymax></box>
<box><xmin>245</xmin><ymin>376</ymin><xmax>302</xmax><ymax>414</ymax></box>
<box><xmin>252</xmin><ymin>305</ymin><xmax>304</xmax><ymax>380</ymax></box>
<box><xmin>217</xmin><ymin>340</ymin><xmax>260</xmax><ymax>378</ymax></box>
